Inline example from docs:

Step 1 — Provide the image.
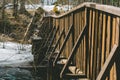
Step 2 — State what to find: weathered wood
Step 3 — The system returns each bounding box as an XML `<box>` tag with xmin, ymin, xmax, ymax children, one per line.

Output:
<box><xmin>45</xmin><ymin>26</ymin><xmax>59</xmax><ymax>54</ymax></box>
<box><xmin>101</xmin><ymin>14</ymin><xmax>106</xmax><ymax>67</ymax></box>
<box><xmin>96</xmin><ymin>44</ymin><xmax>118</xmax><ymax>80</ymax></box>
<box><xmin>60</xmin><ymin>24</ymin><xmax>87</xmax><ymax>78</ymax></box>
<box><xmin>33</xmin><ymin>2</ymin><xmax>120</xmax><ymax>80</ymax></box>
<box><xmin>48</xmin><ymin>28</ymin><xmax>65</xmax><ymax>59</ymax></box>
<box><xmin>88</xmin><ymin>9</ymin><xmax>92</xmax><ymax>79</ymax></box>
<box><xmin>51</xmin><ymin>2</ymin><xmax>120</xmax><ymax>18</ymax></box>
<box><xmin>91</xmin><ymin>10</ymin><xmax>95</xmax><ymax>80</ymax></box>
<box><xmin>51</xmin><ymin>4</ymin><xmax>120</xmax><ymax>80</ymax></box>
<box><xmin>53</xmin><ymin>24</ymin><xmax>73</xmax><ymax>66</ymax></box>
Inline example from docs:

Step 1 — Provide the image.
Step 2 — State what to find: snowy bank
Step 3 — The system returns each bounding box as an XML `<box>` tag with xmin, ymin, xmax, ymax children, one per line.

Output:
<box><xmin>0</xmin><ymin>42</ymin><xmax>33</xmax><ymax>67</ymax></box>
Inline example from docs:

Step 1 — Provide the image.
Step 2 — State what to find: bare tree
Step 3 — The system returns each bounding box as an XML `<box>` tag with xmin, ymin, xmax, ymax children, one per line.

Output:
<box><xmin>19</xmin><ymin>0</ymin><xmax>26</xmax><ymax>14</ymax></box>
<box><xmin>13</xmin><ymin>0</ymin><xmax>18</xmax><ymax>18</ymax></box>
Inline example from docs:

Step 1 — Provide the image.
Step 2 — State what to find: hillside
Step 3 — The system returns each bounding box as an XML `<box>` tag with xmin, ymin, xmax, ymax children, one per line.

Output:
<box><xmin>0</xmin><ymin>10</ymin><xmax>33</xmax><ymax>43</ymax></box>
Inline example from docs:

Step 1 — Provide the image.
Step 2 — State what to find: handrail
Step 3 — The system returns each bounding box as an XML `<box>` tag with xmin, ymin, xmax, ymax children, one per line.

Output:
<box><xmin>96</xmin><ymin>44</ymin><xmax>119</xmax><ymax>80</ymax></box>
<box><xmin>51</xmin><ymin>2</ymin><xmax>120</xmax><ymax>19</ymax></box>
<box><xmin>60</xmin><ymin>24</ymin><xmax>87</xmax><ymax>78</ymax></box>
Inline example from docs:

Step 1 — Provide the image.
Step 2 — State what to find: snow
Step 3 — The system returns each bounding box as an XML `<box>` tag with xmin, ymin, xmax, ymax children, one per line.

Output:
<box><xmin>25</xmin><ymin>4</ymin><xmax>41</xmax><ymax>10</ymax></box>
<box><xmin>0</xmin><ymin>42</ymin><xmax>33</xmax><ymax>67</ymax></box>
<box><xmin>43</xmin><ymin>5</ymin><xmax>54</xmax><ymax>12</ymax></box>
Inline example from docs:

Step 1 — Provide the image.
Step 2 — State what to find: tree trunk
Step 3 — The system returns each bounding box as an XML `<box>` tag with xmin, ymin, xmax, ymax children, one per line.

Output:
<box><xmin>19</xmin><ymin>0</ymin><xmax>26</xmax><ymax>14</ymax></box>
<box><xmin>13</xmin><ymin>0</ymin><xmax>18</xmax><ymax>18</ymax></box>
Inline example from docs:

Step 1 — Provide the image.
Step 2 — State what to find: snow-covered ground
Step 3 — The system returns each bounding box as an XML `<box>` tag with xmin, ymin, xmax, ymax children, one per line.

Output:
<box><xmin>0</xmin><ymin>42</ymin><xmax>33</xmax><ymax>67</ymax></box>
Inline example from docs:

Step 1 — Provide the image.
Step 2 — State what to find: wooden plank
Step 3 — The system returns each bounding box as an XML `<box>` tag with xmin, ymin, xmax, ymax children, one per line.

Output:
<box><xmin>85</xmin><ymin>8</ymin><xmax>90</xmax><ymax>78</ymax></box>
<box><xmin>62</xmin><ymin>18</ymin><xmax>65</xmax><ymax>56</ymax></box>
<box><xmin>67</xmin><ymin>14</ymin><xmax>72</xmax><ymax>58</ymax></box>
<box><xmin>71</xmin><ymin>13</ymin><xmax>75</xmax><ymax>65</ymax></box>
<box><xmin>76</xmin><ymin>11</ymin><xmax>80</xmax><ymax>68</ymax></box>
<box><xmin>48</xmin><ymin>28</ymin><xmax>65</xmax><ymax>59</ymax></box>
<box><xmin>101</xmin><ymin>13</ymin><xmax>106</xmax><ymax>67</ymax></box>
<box><xmin>83</xmin><ymin>9</ymin><xmax>87</xmax><ymax>74</ymax></box>
<box><xmin>68</xmin><ymin>66</ymin><xmax>83</xmax><ymax>74</ymax></box>
<box><xmin>88</xmin><ymin>9</ymin><xmax>93</xmax><ymax>79</ymax></box>
<box><xmin>106</xmin><ymin>16</ymin><xmax>111</xmax><ymax>61</ymax></box>
<box><xmin>79</xmin><ymin>10</ymin><xmax>82</xmax><ymax>70</ymax></box>
<box><xmin>98</xmin><ymin>12</ymin><xmax>104</xmax><ymax>77</ymax></box>
<box><xmin>104</xmin><ymin>14</ymin><xmax>108</xmax><ymax>80</ymax></box>
<box><xmin>86</xmin><ymin>3</ymin><xmax>120</xmax><ymax>17</ymax></box>
<box><xmin>60</xmin><ymin>25</ymin><xmax>87</xmax><ymax>78</ymax></box>
<box><xmin>71</xmin><ymin>13</ymin><xmax>74</xmax><ymax>47</ymax></box>
<box><xmin>46</xmin><ymin>26</ymin><xmax>59</xmax><ymax>54</ymax></box>
<box><xmin>96</xmin><ymin>44</ymin><xmax>118</xmax><ymax>80</ymax></box>
<box><xmin>93</xmin><ymin>10</ymin><xmax>99</xmax><ymax>79</ymax></box>
<box><xmin>115</xmin><ymin>17</ymin><xmax>120</xmax><ymax>79</ymax></box>
<box><xmin>105</xmin><ymin>15</ymin><xmax>111</xmax><ymax>80</ymax></box>
<box><xmin>51</xmin><ymin>3</ymin><xmax>120</xmax><ymax>18</ymax></box>
<box><xmin>58</xmin><ymin>19</ymin><xmax>61</xmax><ymax>50</ymax></box>
<box><xmin>110</xmin><ymin>17</ymin><xmax>116</xmax><ymax>80</ymax></box>
<box><xmin>91</xmin><ymin>9</ymin><xmax>95</xmax><ymax>79</ymax></box>
<box><xmin>113</xmin><ymin>17</ymin><xmax>117</xmax><ymax>80</ymax></box>
<box><xmin>68</xmin><ymin>15</ymin><xmax>71</xmax><ymax>57</ymax></box>
<box><xmin>115</xmin><ymin>17</ymin><xmax>120</xmax><ymax>46</ymax></box>
<box><xmin>96</xmin><ymin>10</ymin><xmax>101</xmax><ymax>76</ymax></box>
<box><xmin>119</xmin><ymin>18</ymin><xmax>120</xmax><ymax>46</ymax></box>
<box><xmin>66</xmin><ymin>16</ymin><xmax>69</xmax><ymax>57</ymax></box>
<box><xmin>82</xmin><ymin>10</ymin><xmax>85</xmax><ymax>72</ymax></box>
<box><xmin>81</xmin><ymin>9</ymin><xmax>85</xmax><ymax>71</ymax></box>
<box><xmin>80</xmin><ymin>10</ymin><xmax>83</xmax><ymax>70</ymax></box>
<box><xmin>114</xmin><ymin>17</ymin><xmax>120</xmax><ymax>80</ymax></box>
<box><xmin>53</xmin><ymin>24</ymin><xmax>73</xmax><ymax>66</ymax></box>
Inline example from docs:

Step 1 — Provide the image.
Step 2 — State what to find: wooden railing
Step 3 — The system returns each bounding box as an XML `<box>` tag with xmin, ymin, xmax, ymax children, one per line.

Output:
<box><xmin>47</xmin><ymin>2</ymin><xmax>120</xmax><ymax>80</ymax></box>
<box><xmin>57</xmin><ymin>0</ymin><xmax>120</xmax><ymax>8</ymax></box>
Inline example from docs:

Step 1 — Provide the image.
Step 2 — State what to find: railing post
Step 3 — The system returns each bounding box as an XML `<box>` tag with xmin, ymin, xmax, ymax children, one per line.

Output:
<box><xmin>31</xmin><ymin>37</ymin><xmax>43</xmax><ymax>65</ymax></box>
<box><xmin>85</xmin><ymin>7</ymin><xmax>90</xmax><ymax>78</ymax></box>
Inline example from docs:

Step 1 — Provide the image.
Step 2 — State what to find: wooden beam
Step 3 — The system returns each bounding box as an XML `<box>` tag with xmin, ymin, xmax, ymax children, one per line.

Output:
<box><xmin>44</xmin><ymin>26</ymin><xmax>56</xmax><ymax>47</ymax></box>
<box><xmin>53</xmin><ymin>24</ymin><xmax>73</xmax><ymax>66</ymax></box>
<box><xmin>96</xmin><ymin>44</ymin><xmax>118</xmax><ymax>80</ymax></box>
<box><xmin>60</xmin><ymin>24</ymin><xmax>87</xmax><ymax>78</ymax></box>
<box><xmin>51</xmin><ymin>2</ymin><xmax>120</xmax><ymax>18</ymax></box>
<box><xmin>45</xmin><ymin>26</ymin><xmax>59</xmax><ymax>55</ymax></box>
<box><xmin>48</xmin><ymin>28</ymin><xmax>65</xmax><ymax>59</ymax></box>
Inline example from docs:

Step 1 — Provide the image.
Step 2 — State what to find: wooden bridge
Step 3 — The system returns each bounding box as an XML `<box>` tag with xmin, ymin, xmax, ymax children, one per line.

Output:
<box><xmin>32</xmin><ymin>2</ymin><xmax>120</xmax><ymax>80</ymax></box>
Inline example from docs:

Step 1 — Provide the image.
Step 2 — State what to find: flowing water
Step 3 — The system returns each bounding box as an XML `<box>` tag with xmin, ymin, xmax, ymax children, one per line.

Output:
<box><xmin>0</xmin><ymin>67</ymin><xmax>43</xmax><ymax>80</ymax></box>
